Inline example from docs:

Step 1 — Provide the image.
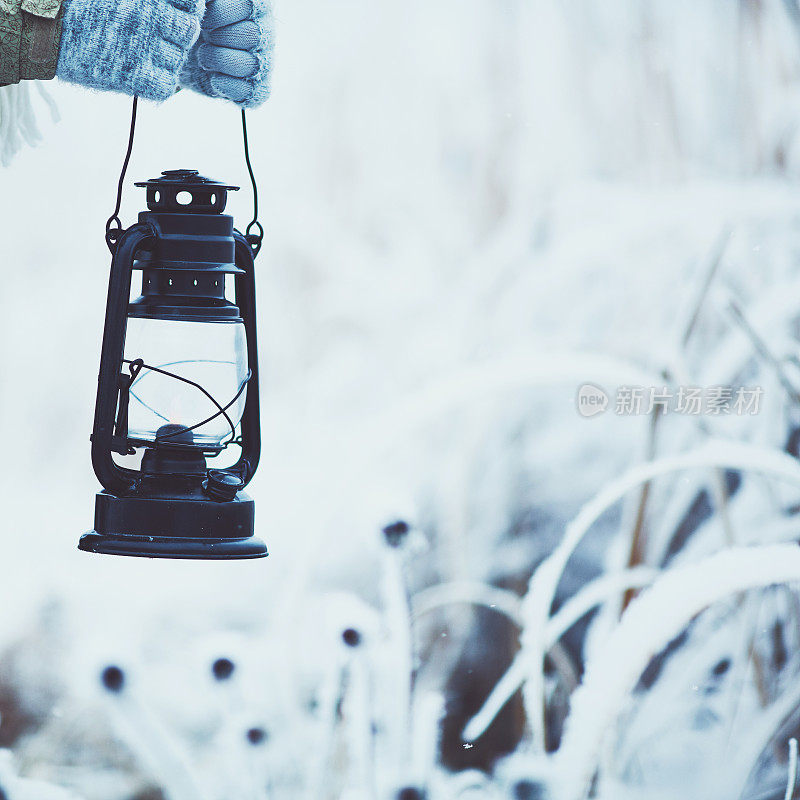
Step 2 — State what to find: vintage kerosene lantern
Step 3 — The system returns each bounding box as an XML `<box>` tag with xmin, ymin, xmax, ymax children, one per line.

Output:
<box><xmin>80</xmin><ymin>167</ymin><xmax>268</xmax><ymax>559</ymax></box>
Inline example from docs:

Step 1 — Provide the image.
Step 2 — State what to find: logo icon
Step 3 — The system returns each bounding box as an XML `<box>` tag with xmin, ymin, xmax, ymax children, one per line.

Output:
<box><xmin>576</xmin><ymin>383</ymin><xmax>609</xmax><ymax>418</ymax></box>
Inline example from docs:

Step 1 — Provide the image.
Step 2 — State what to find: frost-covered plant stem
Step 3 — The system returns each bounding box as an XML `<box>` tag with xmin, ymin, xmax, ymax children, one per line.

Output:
<box><xmin>103</xmin><ymin>682</ymin><xmax>208</xmax><ymax>800</ymax></box>
<box><xmin>717</xmin><ymin>669</ymin><xmax>800</xmax><ymax>797</ymax></box>
<box><xmin>463</xmin><ymin>566</ymin><xmax>657</xmax><ymax>744</ymax></box>
<box><xmin>381</xmin><ymin>545</ymin><xmax>413</xmax><ymax>762</ymax></box>
<box><xmin>785</xmin><ymin>738</ymin><xmax>797</xmax><ymax>800</ymax></box>
<box><xmin>555</xmin><ymin>545</ymin><xmax>800</xmax><ymax>800</ymax></box>
<box><xmin>412</xmin><ymin>582</ymin><xmax>523</xmax><ymax>626</ymax></box>
<box><xmin>342</xmin><ymin>654</ymin><xmax>375</xmax><ymax>796</ymax></box>
<box><xmin>308</xmin><ymin>660</ymin><xmax>345</xmax><ymax>800</ymax></box>
<box><xmin>409</xmin><ymin>692</ymin><xmax>444</xmax><ymax>788</ymax></box>
<box><xmin>465</xmin><ymin>442</ymin><xmax>800</xmax><ymax>749</ymax></box>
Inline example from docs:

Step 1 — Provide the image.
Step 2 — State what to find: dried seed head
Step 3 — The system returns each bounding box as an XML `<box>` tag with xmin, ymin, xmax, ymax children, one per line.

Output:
<box><xmin>342</xmin><ymin>628</ymin><xmax>361</xmax><ymax>647</ymax></box>
<box><xmin>382</xmin><ymin>520</ymin><xmax>410</xmax><ymax>548</ymax></box>
<box><xmin>712</xmin><ymin>658</ymin><xmax>731</xmax><ymax>677</ymax></box>
<box><xmin>246</xmin><ymin>727</ymin><xmax>268</xmax><ymax>745</ymax></box>
<box><xmin>101</xmin><ymin>665</ymin><xmax>125</xmax><ymax>693</ymax></box>
<box><xmin>396</xmin><ymin>788</ymin><xmax>426</xmax><ymax>800</ymax></box>
<box><xmin>212</xmin><ymin>657</ymin><xmax>236</xmax><ymax>681</ymax></box>
<box><xmin>512</xmin><ymin>779</ymin><xmax>546</xmax><ymax>800</ymax></box>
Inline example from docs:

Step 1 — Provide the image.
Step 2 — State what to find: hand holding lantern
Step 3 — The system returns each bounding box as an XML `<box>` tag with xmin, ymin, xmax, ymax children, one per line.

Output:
<box><xmin>181</xmin><ymin>0</ymin><xmax>274</xmax><ymax>106</ymax></box>
<box><xmin>56</xmin><ymin>0</ymin><xmax>274</xmax><ymax>105</ymax></box>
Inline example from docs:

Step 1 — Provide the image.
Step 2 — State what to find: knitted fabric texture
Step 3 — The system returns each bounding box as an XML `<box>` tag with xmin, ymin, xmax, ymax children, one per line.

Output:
<box><xmin>57</xmin><ymin>0</ymin><xmax>203</xmax><ymax>101</ymax></box>
<box><xmin>180</xmin><ymin>0</ymin><xmax>273</xmax><ymax>108</ymax></box>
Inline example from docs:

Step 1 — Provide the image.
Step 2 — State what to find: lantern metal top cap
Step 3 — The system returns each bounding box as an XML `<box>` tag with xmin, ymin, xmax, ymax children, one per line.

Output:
<box><xmin>135</xmin><ymin>169</ymin><xmax>239</xmax><ymax>191</ymax></box>
<box><xmin>134</xmin><ymin>169</ymin><xmax>239</xmax><ymax>214</ymax></box>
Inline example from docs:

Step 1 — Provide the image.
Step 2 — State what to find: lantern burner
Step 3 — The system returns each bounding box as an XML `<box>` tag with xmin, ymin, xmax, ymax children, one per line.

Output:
<box><xmin>116</xmin><ymin>356</ymin><xmax>251</xmax><ymax>456</ymax></box>
<box><xmin>140</xmin><ymin>425</ymin><xmax>207</xmax><ymax>475</ymax></box>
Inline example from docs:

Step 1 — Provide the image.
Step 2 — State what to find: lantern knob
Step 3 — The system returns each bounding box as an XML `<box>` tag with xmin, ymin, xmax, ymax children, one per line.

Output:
<box><xmin>163</xmin><ymin>168</ymin><xmax>199</xmax><ymax>180</ymax></box>
<box><xmin>203</xmin><ymin>469</ymin><xmax>245</xmax><ymax>502</ymax></box>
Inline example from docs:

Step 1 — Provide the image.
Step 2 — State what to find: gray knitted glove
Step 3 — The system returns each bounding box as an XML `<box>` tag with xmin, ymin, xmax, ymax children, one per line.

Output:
<box><xmin>180</xmin><ymin>0</ymin><xmax>274</xmax><ymax>108</ymax></box>
<box><xmin>57</xmin><ymin>0</ymin><xmax>203</xmax><ymax>101</ymax></box>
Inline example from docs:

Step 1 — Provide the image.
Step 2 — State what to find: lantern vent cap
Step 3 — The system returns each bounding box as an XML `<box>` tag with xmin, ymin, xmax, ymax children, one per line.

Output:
<box><xmin>135</xmin><ymin>169</ymin><xmax>239</xmax><ymax>214</ymax></box>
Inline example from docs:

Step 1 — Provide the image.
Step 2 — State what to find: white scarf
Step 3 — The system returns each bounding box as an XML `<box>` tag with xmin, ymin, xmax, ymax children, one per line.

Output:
<box><xmin>0</xmin><ymin>80</ymin><xmax>58</xmax><ymax>166</ymax></box>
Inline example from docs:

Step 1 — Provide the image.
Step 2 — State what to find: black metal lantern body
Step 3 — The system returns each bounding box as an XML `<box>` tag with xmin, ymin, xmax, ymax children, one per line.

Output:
<box><xmin>80</xmin><ymin>169</ymin><xmax>267</xmax><ymax>559</ymax></box>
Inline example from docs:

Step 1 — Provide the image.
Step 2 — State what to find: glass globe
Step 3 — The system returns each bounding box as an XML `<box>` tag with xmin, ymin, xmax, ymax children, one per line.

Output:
<box><xmin>124</xmin><ymin>317</ymin><xmax>248</xmax><ymax>447</ymax></box>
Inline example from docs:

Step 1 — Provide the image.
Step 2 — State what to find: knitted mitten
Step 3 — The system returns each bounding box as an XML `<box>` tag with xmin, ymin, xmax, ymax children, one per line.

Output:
<box><xmin>56</xmin><ymin>0</ymin><xmax>204</xmax><ymax>101</ymax></box>
<box><xmin>180</xmin><ymin>0</ymin><xmax>273</xmax><ymax>108</ymax></box>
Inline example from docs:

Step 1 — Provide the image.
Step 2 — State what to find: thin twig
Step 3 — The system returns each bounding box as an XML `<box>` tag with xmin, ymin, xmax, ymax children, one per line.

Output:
<box><xmin>727</xmin><ymin>298</ymin><xmax>800</xmax><ymax>404</ymax></box>
<box><xmin>622</xmin><ymin>405</ymin><xmax>661</xmax><ymax>611</ymax></box>
<box><xmin>681</xmin><ymin>227</ymin><xmax>731</xmax><ymax>348</ymax></box>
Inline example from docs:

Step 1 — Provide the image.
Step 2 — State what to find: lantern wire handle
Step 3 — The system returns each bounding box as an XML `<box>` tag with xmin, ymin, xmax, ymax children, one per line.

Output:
<box><xmin>156</xmin><ymin>369</ymin><xmax>251</xmax><ymax>446</ymax></box>
<box><xmin>241</xmin><ymin>109</ymin><xmax>264</xmax><ymax>257</ymax></box>
<box><xmin>105</xmin><ymin>99</ymin><xmax>262</xmax><ymax>257</ymax></box>
<box><xmin>122</xmin><ymin>358</ymin><xmax>251</xmax><ymax>447</ymax></box>
<box><xmin>105</xmin><ymin>96</ymin><xmax>139</xmax><ymax>253</ymax></box>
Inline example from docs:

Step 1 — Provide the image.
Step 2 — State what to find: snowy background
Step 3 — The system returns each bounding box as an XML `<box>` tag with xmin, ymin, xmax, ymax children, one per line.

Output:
<box><xmin>5</xmin><ymin>0</ymin><xmax>800</xmax><ymax>798</ymax></box>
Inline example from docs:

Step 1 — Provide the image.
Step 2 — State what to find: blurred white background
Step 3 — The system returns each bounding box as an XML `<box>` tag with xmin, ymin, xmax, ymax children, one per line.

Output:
<box><xmin>4</xmin><ymin>1</ymin><xmax>800</xmax><ymax>798</ymax></box>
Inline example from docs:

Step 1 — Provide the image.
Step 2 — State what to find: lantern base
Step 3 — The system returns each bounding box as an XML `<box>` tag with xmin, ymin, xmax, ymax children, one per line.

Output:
<box><xmin>78</xmin><ymin>532</ymin><xmax>268</xmax><ymax>559</ymax></box>
<box><xmin>80</xmin><ymin>491</ymin><xmax>268</xmax><ymax>560</ymax></box>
